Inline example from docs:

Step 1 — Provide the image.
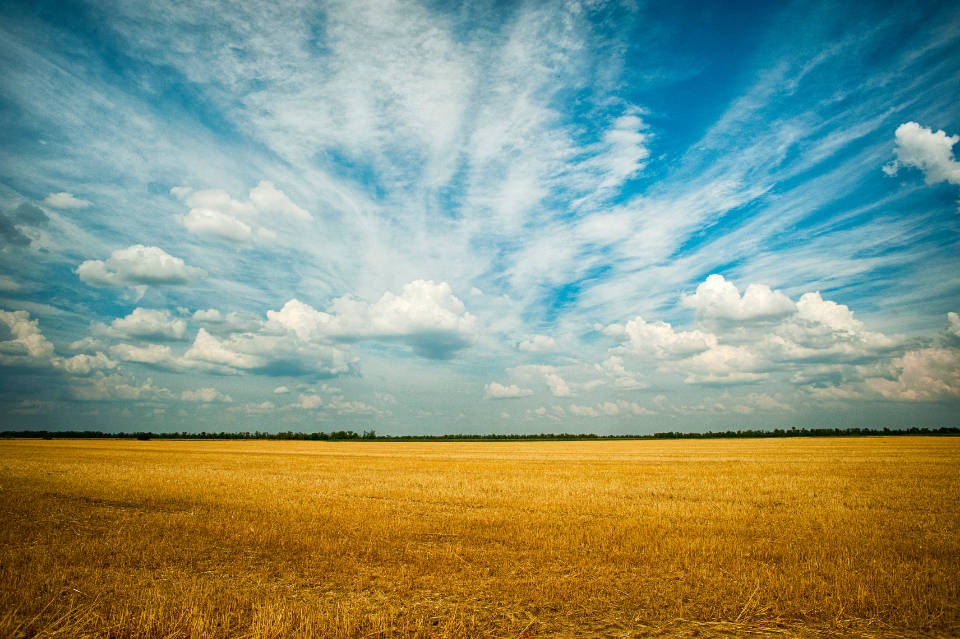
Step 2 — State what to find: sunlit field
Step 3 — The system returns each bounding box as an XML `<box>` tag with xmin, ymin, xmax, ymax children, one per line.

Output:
<box><xmin>1</xmin><ymin>437</ymin><xmax>958</xmax><ymax>638</ymax></box>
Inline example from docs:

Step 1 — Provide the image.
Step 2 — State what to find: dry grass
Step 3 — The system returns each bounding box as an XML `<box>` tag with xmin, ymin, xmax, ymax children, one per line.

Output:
<box><xmin>0</xmin><ymin>437</ymin><xmax>958</xmax><ymax>638</ymax></box>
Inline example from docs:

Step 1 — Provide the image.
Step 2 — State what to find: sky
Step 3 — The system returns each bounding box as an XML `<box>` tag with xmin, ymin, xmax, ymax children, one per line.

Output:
<box><xmin>1</xmin><ymin>0</ymin><xmax>959</xmax><ymax>435</ymax></box>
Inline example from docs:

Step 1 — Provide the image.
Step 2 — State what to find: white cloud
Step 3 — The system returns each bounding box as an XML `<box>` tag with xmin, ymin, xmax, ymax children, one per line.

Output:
<box><xmin>193</xmin><ymin>309</ymin><xmax>223</xmax><ymax>323</ymax></box>
<box><xmin>172</xmin><ymin>180</ymin><xmax>309</xmax><ymax>244</ymax></box>
<box><xmin>274</xmin><ymin>385</ymin><xmax>290</xmax><ymax>394</ymax></box>
<box><xmin>267</xmin><ymin>280</ymin><xmax>477</xmax><ymax>359</ymax></box>
<box><xmin>96</xmin><ymin>308</ymin><xmax>190</xmax><ymax>341</ymax></box>
<box><xmin>569</xmin><ymin>399</ymin><xmax>653</xmax><ymax>417</ymax></box>
<box><xmin>0</xmin><ymin>309</ymin><xmax>56</xmax><ymax>367</ymax></box>
<box><xmin>866</xmin><ymin>348</ymin><xmax>960</xmax><ymax>401</ymax></box>
<box><xmin>181</xmin><ymin>207</ymin><xmax>252</xmax><ymax>243</ymax></box>
<box><xmin>183</xmin><ymin>329</ymin><xmax>266</xmax><ymax>371</ymax></box>
<box><xmin>70</xmin><ymin>372</ymin><xmax>169</xmax><ymax>401</ymax></box>
<box><xmin>948</xmin><ymin>312</ymin><xmax>960</xmax><ymax>339</ymax></box>
<box><xmin>57</xmin><ymin>352</ymin><xmax>117</xmax><ymax>376</ymax></box>
<box><xmin>76</xmin><ymin>245</ymin><xmax>205</xmax><ymax>287</ymax></box>
<box><xmin>543</xmin><ymin>372</ymin><xmax>571</xmax><ymax>397</ymax></box>
<box><xmin>42</xmin><ymin>192</ymin><xmax>91</xmax><ymax>208</ymax></box>
<box><xmin>594</xmin><ymin>355</ymin><xmax>645</xmax><ymax>389</ymax></box>
<box><xmin>484</xmin><ymin>382</ymin><xmax>533</xmax><ymax>399</ymax></box>
<box><xmin>682</xmin><ymin>274</ymin><xmax>795</xmax><ymax>321</ymax></box>
<box><xmin>182</xmin><ymin>328</ymin><xmax>355</xmax><ymax>377</ymax></box>
<box><xmin>181</xmin><ymin>387</ymin><xmax>233</xmax><ymax>403</ymax></box>
<box><xmin>517</xmin><ymin>334</ymin><xmax>556</xmax><ymax>352</ymax></box>
<box><xmin>110</xmin><ymin>343</ymin><xmax>175</xmax><ymax>366</ymax></box>
<box><xmin>249</xmin><ymin>181</ymin><xmax>310</xmax><ymax>220</ymax></box>
<box><xmin>604</xmin><ymin>316</ymin><xmax>717</xmax><ymax>359</ymax></box>
<box><xmin>297</xmin><ymin>393</ymin><xmax>324</xmax><ymax>409</ymax></box>
<box><xmin>675</xmin><ymin>344</ymin><xmax>767</xmax><ymax>385</ymax></box>
<box><xmin>884</xmin><ymin>122</ymin><xmax>960</xmax><ymax>185</ymax></box>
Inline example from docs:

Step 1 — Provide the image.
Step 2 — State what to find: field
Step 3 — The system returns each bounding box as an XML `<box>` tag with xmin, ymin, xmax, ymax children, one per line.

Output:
<box><xmin>0</xmin><ymin>437</ymin><xmax>958</xmax><ymax>638</ymax></box>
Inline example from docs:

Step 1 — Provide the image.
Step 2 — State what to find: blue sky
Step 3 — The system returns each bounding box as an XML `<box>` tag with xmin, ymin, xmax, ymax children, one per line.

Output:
<box><xmin>1</xmin><ymin>0</ymin><xmax>958</xmax><ymax>434</ymax></box>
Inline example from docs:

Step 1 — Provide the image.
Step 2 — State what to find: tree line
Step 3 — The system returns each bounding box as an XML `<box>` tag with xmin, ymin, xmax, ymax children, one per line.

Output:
<box><xmin>1</xmin><ymin>426</ymin><xmax>957</xmax><ymax>441</ymax></box>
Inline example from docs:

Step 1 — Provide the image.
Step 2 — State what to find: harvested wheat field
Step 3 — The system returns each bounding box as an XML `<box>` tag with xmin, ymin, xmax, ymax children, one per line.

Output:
<box><xmin>0</xmin><ymin>437</ymin><xmax>958</xmax><ymax>638</ymax></box>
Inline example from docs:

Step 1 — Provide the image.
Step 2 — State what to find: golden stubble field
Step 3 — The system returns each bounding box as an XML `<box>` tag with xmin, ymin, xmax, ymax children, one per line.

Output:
<box><xmin>0</xmin><ymin>437</ymin><xmax>958</xmax><ymax>638</ymax></box>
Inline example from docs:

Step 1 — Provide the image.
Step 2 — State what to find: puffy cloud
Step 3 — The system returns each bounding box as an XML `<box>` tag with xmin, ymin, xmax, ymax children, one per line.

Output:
<box><xmin>181</xmin><ymin>207</ymin><xmax>252</xmax><ymax>243</ymax></box>
<box><xmin>675</xmin><ymin>344</ymin><xmax>767</xmax><ymax>385</ymax></box>
<box><xmin>110</xmin><ymin>343</ymin><xmax>175</xmax><ymax>366</ymax></box>
<box><xmin>594</xmin><ymin>355</ymin><xmax>645</xmax><ymax>389</ymax></box>
<box><xmin>274</xmin><ymin>385</ymin><xmax>290</xmax><ymax>394</ymax></box>
<box><xmin>569</xmin><ymin>399</ymin><xmax>653</xmax><ymax>417</ymax></box>
<box><xmin>517</xmin><ymin>334</ymin><xmax>556</xmax><ymax>352</ymax></box>
<box><xmin>70</xmin><ymin>372</ymin><xmax>169</xmax><ymax>401</ymax></box>
<box><xmin>0</xmin><ymin>310</ymin><xmax>56</xmax><ymax>367</ymax></box>
<box><xmin>172</xmin><ymin>181</ymin><xmax>309</xmax><ymax>243</ymax></box>
<box><xmin>297</xmin><ymin>393</ymin><xmax>324</xmax><ymax>409</ymax></box>
<box><xmin>767</xmin><ymin>292</ymin><xmax>895</xmax><ymax>361</ymax></box>
<box><xmin>266</xmin><ymin>280</ymin><xmax>476</xmax><ymax>359</ymax></box>
<box><xmin>884</xmin><ymin>122</ymin><xmax>960</xmax><ymax>185</ymax></box>
<box><xmin>42</xmin><ymin>192</ymin><xmax>91</xmax><ymax>208</ymax></box>
<box><xmin>96</xmin><ymin>308</ymin><xmax>189</xmax><ymax>341</ymax></box>
<box><xmin>183</xmin><ymin>328</ymin><xmax>355</xmax><ymax>377</ymax></box>
<box><xmin>866</xmin><ymin>349</ymin><xmax>960</xmax><ymax>401</ymax></box>
<box><xmin>948</xmin><ymin>312</ymin><xmax>960</xmax><ymax>339</ymax></box>
<box><xmin>604</xmin><ymin>316</ymin><xmax>717</xmax><ymax>359</ymax></box>
<box><xmin>76</xmin><ymin>245</ymin><xmax>205</xmax><ymax>287</ymax></box>
<box><xmin>57</xmin><ymin>352</ymin><xmax>117</xmax><ymax>376</ymax></box>
<box><xmin>484</xmin><ymin>382</ymin><xmax>533</xmax><ymax>399</ymax></box>
<box><xmin>181</xmin><ymin>387</ymin><xmax>233</xmax><ymax>402</ymax></box>
<box><xmin>183</xmin><ymin>329</ymin><xmax>266</xmax><ymax>370</ymax></box>
<box><xmin>191</xmin><ymin>308</ymin><xmax>261</xmax><ymax>333</ymax></box>
<box><xmin>682</xmin><ymin>274</ymin><xmax>795</xmax><ymax>321</ymax></box>
<box><xmin>248</xmin><ymin>181</ymin><xmax>310</xmax><ymax>220</ymax></box>
<box><xmin>543</xmin><ymin>372</ymin><xmax>571</xmax><ymax>397</ymax></box>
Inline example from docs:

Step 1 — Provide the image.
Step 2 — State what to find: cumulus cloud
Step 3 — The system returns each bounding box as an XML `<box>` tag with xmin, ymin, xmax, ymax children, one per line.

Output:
<box><xmin>603</xmin><ymin>316</ymin><xmax>717</xmax><ymax>359</ymax></box>
<box><xmin>295</xmin><ymin>392</ymin><xmax>379</xmax><ymax>414</ymax></box>
<box><xmin>674</xmin><ymin>344</ymin><xmax>767</xmax><ymax>385</ymax></box>
<box><xmin>484</xmin><ymin>382</ymin><xmax>533</xmax><ymax>399</ymax></box>
<box><xmin>866</xmin><ymin>348</ymin><xmax>960</xmax><ymax>401</ymax></box>
<box><xmin>0</xmin><ymin>309</ymin><xmax>56</xmax><ymax>367</ymax></box>
<box><xmin>543</xmin><ymin>372</ymin><xmax>571</xmax><ymax>397</ymax></box>
<box><xmin>682</xmin><ymin>274</ymin><xmax>795</xmax><ymax>321</ymax></box>
<box><xmin>110</xmin><ymin>343</ymin><xmax>175</xmax><ymax>366</ymax></box>
<box><xmin>594</xmin><ymin>355</ymin><xmax>645</xmax><ymax>389</ymax></box>
<box><xmin>57</xmin><ymin>352</ymin><xmax>117</xmax><ymax>376</ymax></box>
<box><xmin>95</xmin><ymin>308</ymin><xmax>190</xmax><ymax>341</ymax></box>
<box><xmin>183</xmin><ymin>328</ymin><xmax>355</xmax><ymax>377</ymax></box>
<box><xmin>517</xmin><ymin>334</ymin><xmax>556</xmax><ymax>352</ymax></box>
<box><xmin>76</xmin><ymin>245</ymin><xmax>205</xmax><ymax>287</ymax></box>
<box><xmin>248</xmin><ymin>181</ymin><xmax>310</xmax><ymax>220</ymax></box>
<box><xmin>266</xmin><ymin>280</ymin><xmax>477</xmax><ymax>359</ymax></box>
<box><xmin>948</xmin><ymin>312</ymin><xmax>960</xmax><ymax>339</ymax></box>
<box><xmin>569</xmin><ymin>399</ymin><xmax>653</xmax><ymax>417</ymax></box>
<box><xmin>42</xmin><ymin>192</ymin><xmax>91</xmax><ymax>208</ymax></box>
<box><xmin>182</xmin><ymin>207</ymin><xmax>252</xmax><ymax>243</ymax></box>
<box><xmin>767</xmin><ymin>292</ymin><xmax>895</xmax><ymax>361</ymax></box>
<box><xmin>172</xmin><ymin>180</ymin><xmax>309</xmax><ymax>244</ymax></box>
<box><xmin>70</xmin><ymin>372</ymin><xmax>170</xmax><ymax>401</ymax></box>
<box><xmin>884</xmin><ymin>122</ymin><xmax>960</xmax><ymax>185</ymax></box>
<box><xmin>181</xmin><ymin>387</ymin><xmax>233</xmax><ymax>402</ymax></box>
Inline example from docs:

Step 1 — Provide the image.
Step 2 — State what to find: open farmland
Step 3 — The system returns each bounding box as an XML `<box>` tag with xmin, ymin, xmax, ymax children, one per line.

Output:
<box><xmin>0</xmin><ymin>437</ymin><xmax>958</xmax><ymax>638</ymax></box>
